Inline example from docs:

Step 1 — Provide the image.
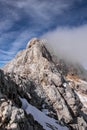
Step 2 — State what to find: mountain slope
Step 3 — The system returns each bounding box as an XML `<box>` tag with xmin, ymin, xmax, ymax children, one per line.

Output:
<box><xmin>0</xmin><ymin>69</ymin><xmax>44</xmax><ymax>130</ymax></box>
<box><xmin>1</xmin><ymin>38</ymin><xmax>87</xmax><ymax>130</ymax></box>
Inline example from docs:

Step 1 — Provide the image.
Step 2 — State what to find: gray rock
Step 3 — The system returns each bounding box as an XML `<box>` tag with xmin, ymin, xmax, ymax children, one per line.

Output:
<box><xmin>0</xmin><ymin>70</ymin><xmax>44</xmax><ymax>130</ymax></box>
<box><xmin>2</xmin><ymin>38</ymin><xmax>87</xmax><ymax>130</ymax></box>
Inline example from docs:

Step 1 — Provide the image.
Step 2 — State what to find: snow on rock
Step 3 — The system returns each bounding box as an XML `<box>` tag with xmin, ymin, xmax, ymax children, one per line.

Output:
<box><xmin>20</xmin><ymin>97</ymin><xmax>69</xmax><ymax>130</ymax></box>
<box><xmin>42</xmin><ymin>109</ymin><xmax>49</xmax><ymax>115</ymax></box>
<box><xmin>79</xmin><ymin>79</ymin><xmax>87</xmax><ymax>85</ymax></box>
<box><xmin>63</xmin><ymin>83</ymin><xmax>67</xmax><ymax>88</ymax></box>
<box><xmin>75</xmin><ymin>92</ymin><xmax>87</xmax><ymax>108</ymax></box>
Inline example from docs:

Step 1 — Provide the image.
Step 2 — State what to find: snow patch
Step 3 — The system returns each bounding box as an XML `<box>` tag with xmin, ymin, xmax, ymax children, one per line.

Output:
<box><xmin>63</xmin><ymin>83</ymin><xmax>67</xmax><ymax>88</ymax></box>
<box><xmin>20</xmin><ymin>97</ymin><xmax>68</xmax><ymax>130</ymax></box>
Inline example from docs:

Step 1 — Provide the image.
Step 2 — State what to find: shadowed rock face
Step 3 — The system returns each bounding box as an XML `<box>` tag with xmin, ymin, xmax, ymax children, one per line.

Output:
<box><xmin>0</xmin><ymin>69</ymin><xmax>44</xmax><ymax>130</ymax></box>
<box><xmin>1</xmin><ymin>38</ymin><xmax>87</xmax><ymax>130</ymax></box>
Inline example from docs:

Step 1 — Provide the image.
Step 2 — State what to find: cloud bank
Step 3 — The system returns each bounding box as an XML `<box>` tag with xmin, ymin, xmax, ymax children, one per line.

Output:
<box><xmin>0</xmin><ymin>0</ymin><xmax>87</xmax><ymax>66</ymax></box>
<box><xmin>0</xmin><ymin>0</ymin><xmax>73</xmax><ymax>66</ymax></box>
<box><xmin>42</xmin><ymin>25</ymin><xmax>87</xmax><ymax>68</ymax></box>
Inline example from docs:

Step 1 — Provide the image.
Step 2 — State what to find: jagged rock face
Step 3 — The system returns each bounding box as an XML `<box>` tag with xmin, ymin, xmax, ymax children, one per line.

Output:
<box><xmin>2</xmin><ymin>38</ymin><xmax>87</xmax><ymax>130</ymax></box>
<box><xmin>0</xmin><ymin>70</ymin><xmax>44</xmax><ymax>130</ymax></box>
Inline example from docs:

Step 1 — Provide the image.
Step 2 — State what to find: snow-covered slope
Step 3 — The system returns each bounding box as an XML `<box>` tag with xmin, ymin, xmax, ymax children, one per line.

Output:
<box><xmin>20</xmin><ymin>97</ymin><xmax>68</xmax><ymax>130</ymax></box>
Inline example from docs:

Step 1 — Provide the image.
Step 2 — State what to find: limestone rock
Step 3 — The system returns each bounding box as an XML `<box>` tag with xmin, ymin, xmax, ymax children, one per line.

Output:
<box><xmin>0</xmin><ymin>69</ymin><xmax>44</xmax><ymax>130</ymax></box>
<box><xmin>2</xmin><ymin>38</ymin><xmax>87</xmax><ymax>130</ymax></box>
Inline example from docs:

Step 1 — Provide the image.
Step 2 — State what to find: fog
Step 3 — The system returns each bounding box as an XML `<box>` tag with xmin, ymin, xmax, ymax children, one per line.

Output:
<box><xmin>42</xmin><ymin>25</ymin><xmax>87</xmax><ymax>68</ymax></box>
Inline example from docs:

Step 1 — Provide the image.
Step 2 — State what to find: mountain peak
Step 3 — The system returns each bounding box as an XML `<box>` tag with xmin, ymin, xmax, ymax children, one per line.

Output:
<box><xmin>26</xmin><ymin>37</ymin><xmax>40</xmax><ymax>48</ymax></box>
<box><xmin>1</xmin><ymin>38</ymin><xmax>87</xmax><ymax>130</ymax></box>
<box><xmin>3</xmin><ymin>38</ymin><xmax>53</xmax><ymax>73</ymax></box>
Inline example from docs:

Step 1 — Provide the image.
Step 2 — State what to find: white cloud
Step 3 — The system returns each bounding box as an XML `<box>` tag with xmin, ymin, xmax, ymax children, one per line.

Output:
<box><xmin>0</xmin><ymin>0</ymin><xmax>85</xmax><ymax>67</ymax></box>
<box><xmin>0</xmin><ymin>0</ymin><xmax>78</xmax><ymax>30</ymax></box>
<box><xmin>42</xmin><ymin>24</ymin><xmax>87</xmax><ymax>67</ymax></box>
<box><xmin>0</xmin><ymin>20</ymin><xmax>14</xmax><ymax>34</ymax></box>
<box><xmin>0</xmin><ymin>49</ymin><xmax>14</xmax><ymax>55</ymax></box>
<box><xmin>16</xmin><ymin>0</ymin><xmax>75</xmax><ymax>21</ymax></box>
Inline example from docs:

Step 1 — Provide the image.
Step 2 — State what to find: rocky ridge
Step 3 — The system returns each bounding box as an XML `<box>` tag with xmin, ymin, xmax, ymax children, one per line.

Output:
<box><xmin>0</xmin><ymin>38</ymin><xmax>87</xmax><ymax>130</ymax></box>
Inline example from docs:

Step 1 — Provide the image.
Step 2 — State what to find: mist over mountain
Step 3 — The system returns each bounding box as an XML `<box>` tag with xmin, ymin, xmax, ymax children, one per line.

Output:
<box><xmin>0</xmin><ymin>1</ymin><xmax>87</xmax><ymax>129</ymax></box>
<box><xmin>1</xmin><ymin>0</ymin><xmax>87</xmax><ymax>67</ymax></box>
<box><xmin>0</xmin><ymin>38</ymin><xmax>87</xmax><ymax>130</ymax></box>
<box><xmin>42</xmin><ymin>25</ymin><xmax>87</xmax><ymax>68</ymax></box>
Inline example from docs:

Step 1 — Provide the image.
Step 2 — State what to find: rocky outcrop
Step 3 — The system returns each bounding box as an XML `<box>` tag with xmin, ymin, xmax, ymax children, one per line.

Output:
<box><xmin>0</xmin><ymin>70</ymin><xmax>44</xmax><ymax>130</ymax></box>
<box><xmin>2</xmin><ymin>38</ymin><xmax>87</xmax><ymax>129</ymax></box>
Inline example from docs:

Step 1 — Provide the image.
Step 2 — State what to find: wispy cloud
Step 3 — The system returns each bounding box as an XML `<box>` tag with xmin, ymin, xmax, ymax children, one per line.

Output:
<box><xmin>0</xmin><ymin>49</ymin><xmax>14</xmax><ymax>55</ymax></box>
<box><xmin>0</xmin><ymin>0</ymin><xmax>87</xmax><ymax>67</ymax></box>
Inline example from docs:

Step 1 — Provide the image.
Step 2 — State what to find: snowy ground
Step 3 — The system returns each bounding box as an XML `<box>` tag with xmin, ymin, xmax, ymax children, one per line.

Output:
<box><xmin>20</xmin><ymin>97</ymin><xmax>68</xmax><ymax>130</ymax></box>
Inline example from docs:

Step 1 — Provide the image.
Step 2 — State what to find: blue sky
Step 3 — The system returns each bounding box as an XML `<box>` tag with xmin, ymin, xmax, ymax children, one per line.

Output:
<box><xmin>0</xmin><ymin>0</ymin><xmax>87</xmax><ymax>67</ymax></box>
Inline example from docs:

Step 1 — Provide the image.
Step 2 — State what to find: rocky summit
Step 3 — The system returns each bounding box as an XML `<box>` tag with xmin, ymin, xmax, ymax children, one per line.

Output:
<box><xmin>0</xmin><ymin>38</ymin><xmax>87</xmax><ymax>130</ymax></box>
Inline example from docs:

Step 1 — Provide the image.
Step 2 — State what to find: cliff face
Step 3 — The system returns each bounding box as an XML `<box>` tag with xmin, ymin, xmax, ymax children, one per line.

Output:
<box><xmin>0</xmin><ymin>69</ymin><xmax>44</xmax><ymax>130</ymax></box>
<box><xmin>1</xmin><ymin>38</ymin><xmax>87</xmax><ymax>130</ymax></box>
